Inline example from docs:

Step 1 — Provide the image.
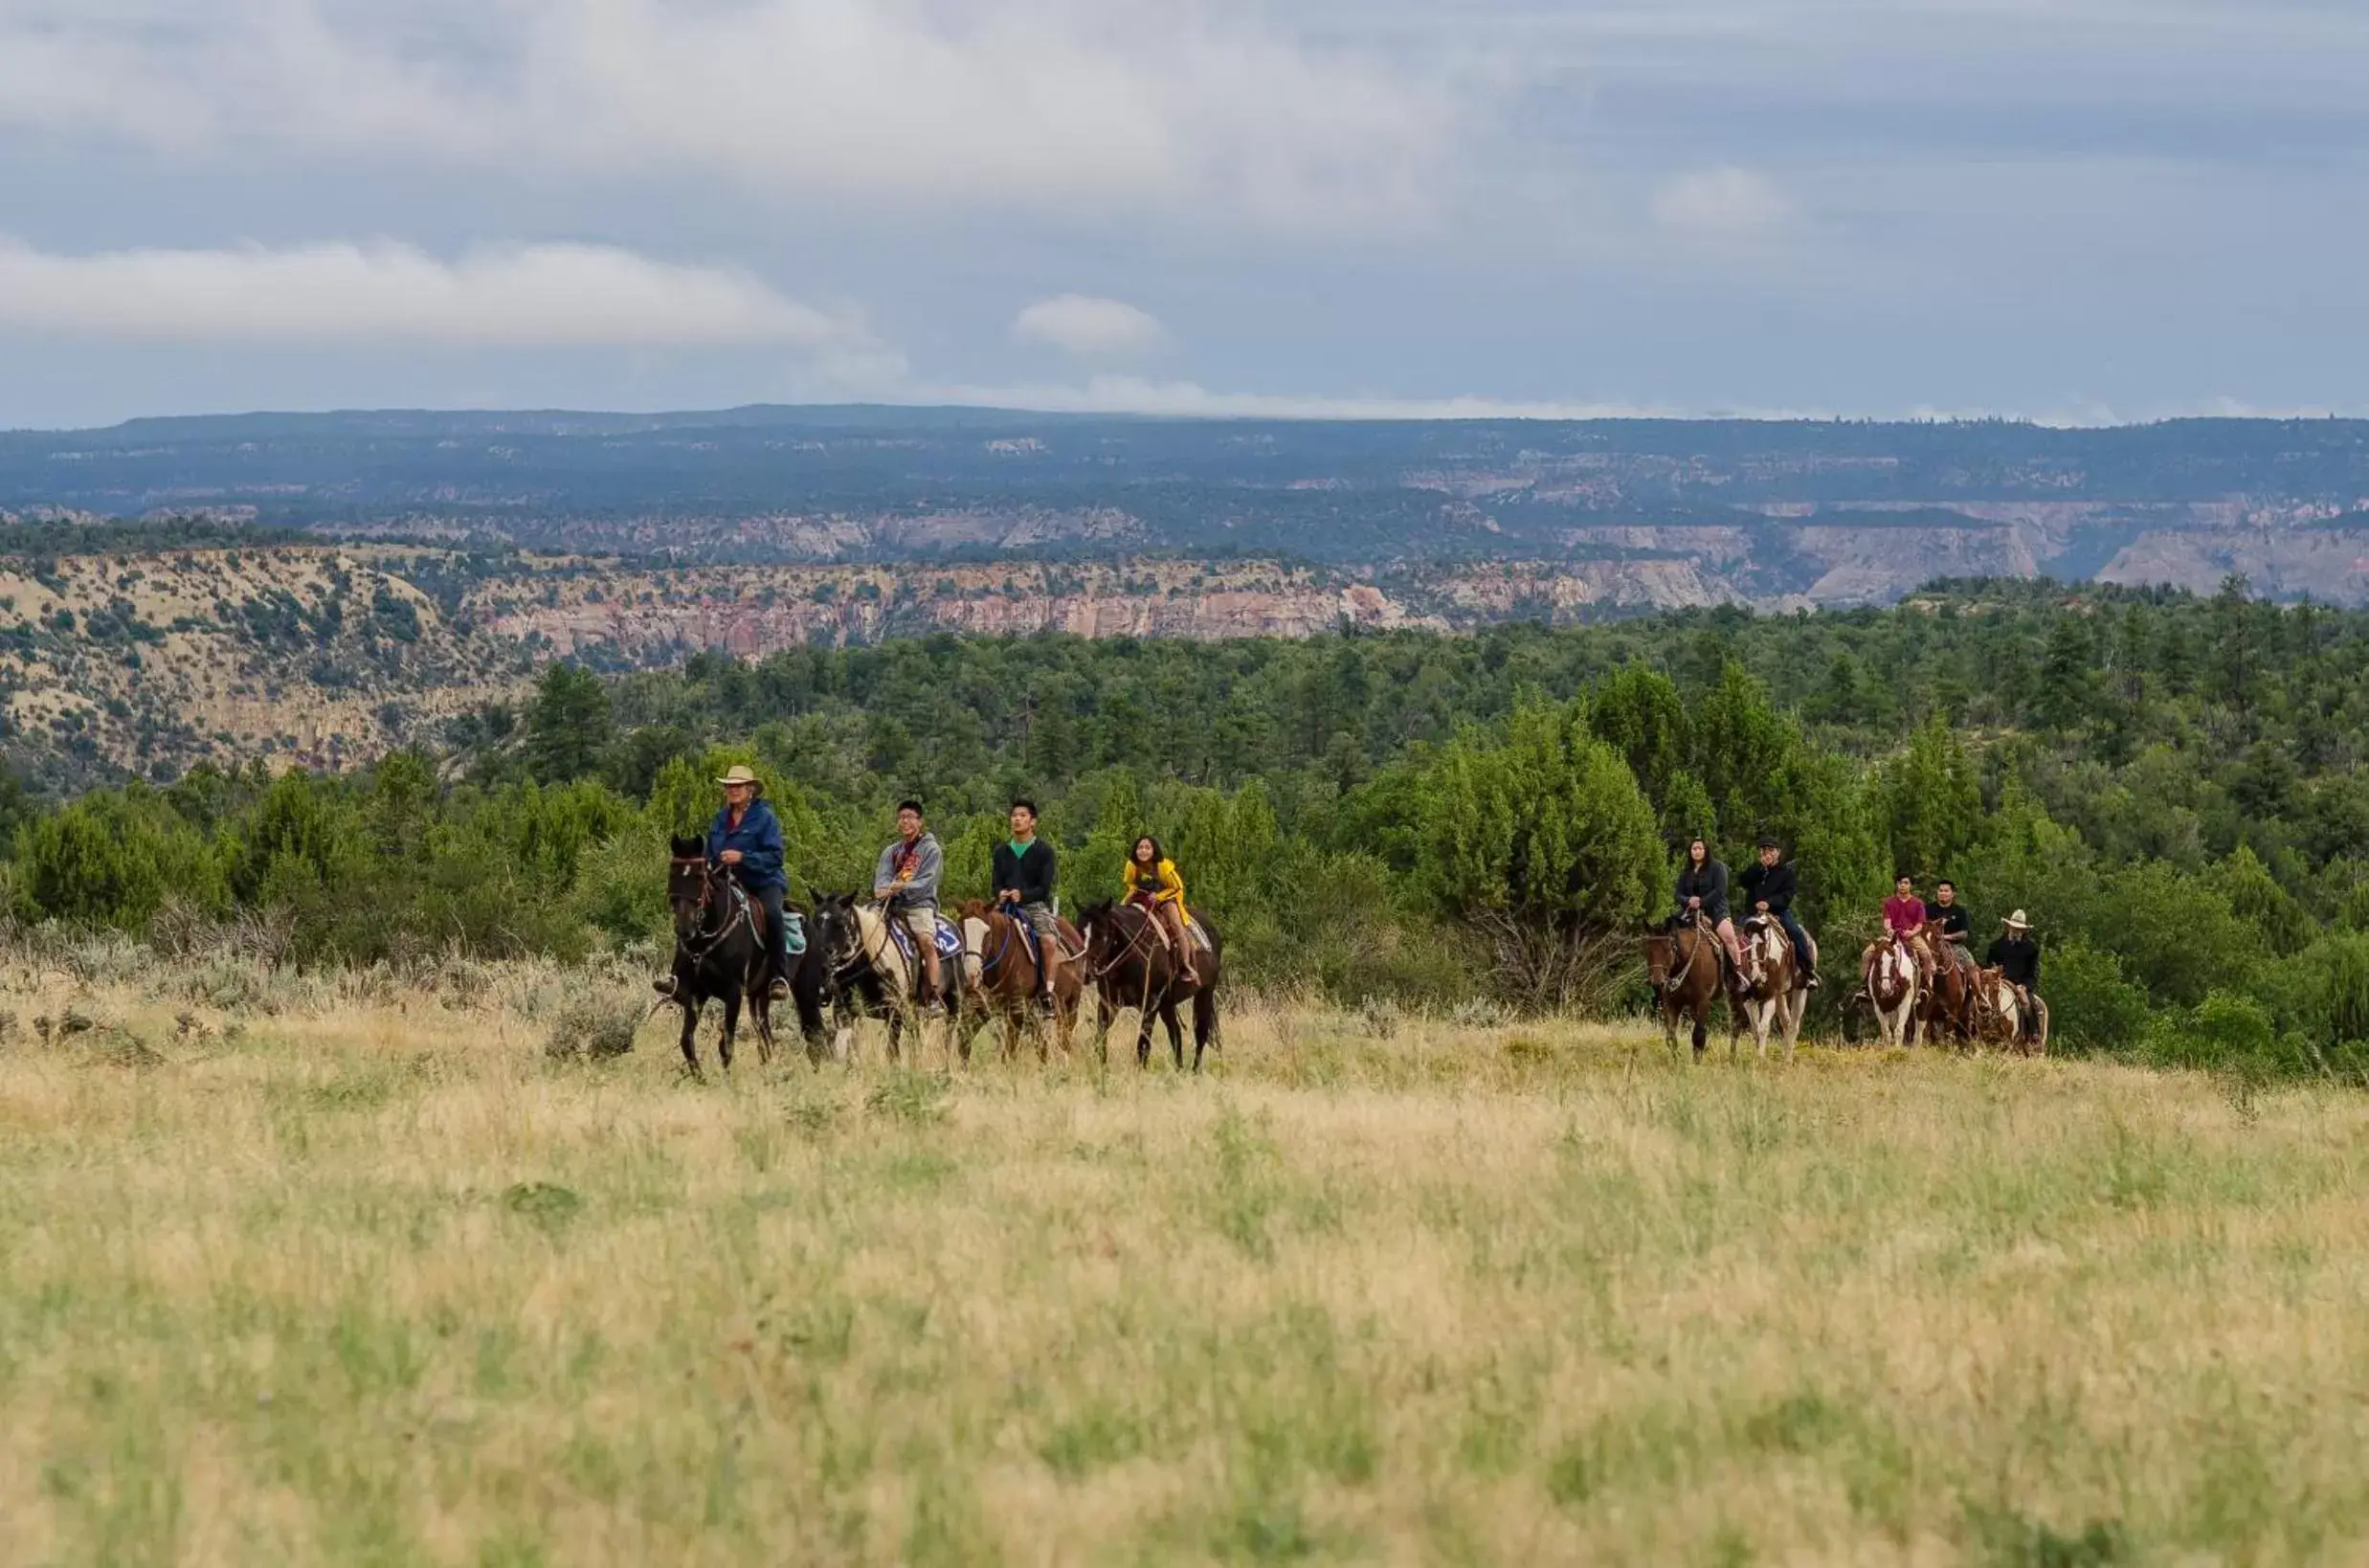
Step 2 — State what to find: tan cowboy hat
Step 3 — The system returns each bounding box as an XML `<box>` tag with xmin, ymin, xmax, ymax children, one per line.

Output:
<box><xmin>714</xmin><ymin>765</ymin><xmax>762</xmax><ymax>788</ymax></box>
<box><xmin>2002</xmin><ymin>909</ymin><xmax>2030</xmax><ymax>930</ymax></box>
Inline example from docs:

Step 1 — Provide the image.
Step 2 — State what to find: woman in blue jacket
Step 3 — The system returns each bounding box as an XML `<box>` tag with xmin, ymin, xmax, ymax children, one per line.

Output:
<box><xmin>708</xmin><ymin>765</ymin><xmax>792</xmax><ymax>1000</ymax></box>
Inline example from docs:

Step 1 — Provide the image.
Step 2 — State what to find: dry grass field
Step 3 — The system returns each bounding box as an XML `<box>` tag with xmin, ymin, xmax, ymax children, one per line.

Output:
<box><xmin>2</xmin><ymin>944</ymin><xmax>2366</xmax><ymax>1566</ymax></box>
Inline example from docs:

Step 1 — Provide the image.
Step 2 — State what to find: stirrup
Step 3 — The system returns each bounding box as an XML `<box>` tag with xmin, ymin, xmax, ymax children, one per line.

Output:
<box><xmin>767</xmin><ymin>978</ymin><xmax>790</xmax><ymax>1002</ymax></box>
<box><xmin>653</xmin><ymin>974</ymin><xmax>680</xmax><ymax>998</ymax></box>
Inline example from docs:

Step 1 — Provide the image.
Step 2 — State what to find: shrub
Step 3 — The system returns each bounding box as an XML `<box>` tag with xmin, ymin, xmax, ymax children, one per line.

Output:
<box><xmin>2044</xmin><ymin>940</ymin><xmax>2155</xmax><ymax>1054</ymax></box>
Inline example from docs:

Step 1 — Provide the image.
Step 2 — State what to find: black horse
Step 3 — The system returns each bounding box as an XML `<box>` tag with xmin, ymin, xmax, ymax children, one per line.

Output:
<box><xmin>810</xmin><ymin>893</ymin><xmax>967</xmax><ymax>1062</ymax></box>
<box><xmin>1075</xmin><ymin>899</ymin><xmax>1224</xmax><ymax>1071</ymax></box>
<box><xmin>660</xmin><ymin>837</ymin><xmax>830</xmax><ymax>1073</ymax></box>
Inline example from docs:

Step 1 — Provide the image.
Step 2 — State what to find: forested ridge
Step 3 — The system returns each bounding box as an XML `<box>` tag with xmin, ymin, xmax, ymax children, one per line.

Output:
<box><xmin>7</xmin><ymin>574</ymin><xmax>2363</xmax><ymax>1074</ymax></box>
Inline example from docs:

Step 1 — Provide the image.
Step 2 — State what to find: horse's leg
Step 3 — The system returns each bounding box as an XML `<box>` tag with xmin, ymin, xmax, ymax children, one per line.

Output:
<box><xmin>677</xmin><ymin>997</ymin><xmax>703</xmax><ymax>1078</ymax></box>
<box><xmin>1159</xmin><ymin>997</ymin><xmax>1185</xmax><ymax>1070</ymax></box>
<box><xmin>1191</xmin><ymin>990</ymin><xmax>1215</xmax><ymax>1072</ymax></box>
<box><xmin>886</xmin><ymin>1009</ymin><xmax>904</xmax><ymax>1064</ymax></box>
<box><xmin>1136</xmin><ymin>996</ymin><xmax>1154</xmax><ymax>1068</ymax></box>
<box><xmin>719</xmin><ymin>989</ymin><xmax>741</xmax><ymax>1072</ymax></box>
<box><xmin>1094</xmin><ymin>990</ymin><xmax>1113</xmax><ymax>1067</ymax></box>
<box><xmin>749</xmin><ymin>975</ymin><xmax>774</xmax><ymax>1067</ymax></box>
<box><xmin>1690</xmin><ymin>1010</ymin><xmax>1707</xmax><ymax>1060</ymax></box>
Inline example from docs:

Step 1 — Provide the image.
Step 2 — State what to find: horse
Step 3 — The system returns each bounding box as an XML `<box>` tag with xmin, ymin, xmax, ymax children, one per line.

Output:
<box><xmin>1969</xmin><ymin>967</ymin><xmax>2050</xmax><ymax>1056</ymax></box>
<box><xmin>955</xmin><ymin>901</ymin><xmax>1085</xmax><ymax>1061</ymax></box>
<box><xmin>1860</xmin><ymin>935</ymin><xmax>1923</xmax><ymax>1048</ymax></box>
<box><xmin>1918</xmin><ymin>924</ymin><xmax>1978</xmax><ymax>1045</ymax></box>
<box><xmin>1735</xmin><ymin>913</ymin><xmax>1811</xmax><ymax>1060</ymax></box>
<box><xmin>1074</xmin><ymin>899</ymin><xmax>1224</xmax><ymax>1070</ymax></box>
<box><xmin>660</xmin><ymin>836</ymin><xmax>773</xmax><ymax>1076</ymax></box>
<box><xmin>809</xmin><ymin>894</ymin><xmax>967</xmax><ymax>1063</ymax></box>
<box><xmin>1643</xmin><ymin>915</ymin><xmax>1733</xmax><ymax>1060</ymax></box>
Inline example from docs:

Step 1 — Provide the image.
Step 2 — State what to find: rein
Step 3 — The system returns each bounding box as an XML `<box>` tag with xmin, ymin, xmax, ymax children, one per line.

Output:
<box><xmin>671</xmin><ymin>858</ymin><xmax>750</xmax><ymax>967</ymax></box>
<box><xmin>1087</xmin><ymin>907</ymin><xmax>1159</xmax><ymax>981</ymax></box>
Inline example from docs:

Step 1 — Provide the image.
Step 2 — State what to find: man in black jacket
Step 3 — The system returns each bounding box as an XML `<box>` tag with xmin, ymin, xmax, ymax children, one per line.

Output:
<box><xmin>1985</xmin><ymin>910</ymin><xmax>2043</xmax><ymax>1043</ymax></box>
<box><xmin>1738</xmin><ymin>837</ymin><xmax>1819</xmax><ymax>990</ymax></box>
<box><xmin>993</xmin><ymin>798</ymin><xmax>1062</xmax><ymax>1011</ymax></box>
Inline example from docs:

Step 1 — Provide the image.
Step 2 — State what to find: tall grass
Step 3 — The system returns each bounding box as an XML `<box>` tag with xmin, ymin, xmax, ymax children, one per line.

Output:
<box><xmin>0</xmin><ymin>946</ymin><xmax>2363</xmax><ymax>1564</ymax></box>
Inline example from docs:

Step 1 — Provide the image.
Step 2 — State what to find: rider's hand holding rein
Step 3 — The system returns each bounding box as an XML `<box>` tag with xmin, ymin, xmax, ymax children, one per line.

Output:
<box><xmin>720</xmin><ymin>849</ymin><xmax>744</xmax><ymax>866</ymax></box>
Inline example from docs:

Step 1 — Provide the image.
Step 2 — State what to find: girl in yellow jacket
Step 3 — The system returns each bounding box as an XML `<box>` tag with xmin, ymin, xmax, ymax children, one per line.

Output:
<box><xmin>1124</xmin><ymin>836</ymin><xmax>1202</xmax><ymax>984</ymax></box>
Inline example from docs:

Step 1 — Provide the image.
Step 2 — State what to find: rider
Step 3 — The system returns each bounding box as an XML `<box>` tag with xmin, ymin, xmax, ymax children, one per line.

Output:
<box><xmin>707</xmin><ymin>765</ymin><xmax>792</xmax><ymax>1002</ymax></box>
<box><xmin>1124</xmin><ymin>835</ymin><xmax>1200</xmax><ymax>985</ymax></box>
<box><xmin>1986</xmin><ymin>910</ymin><xmax>2043</xmax><ymax>1043</ymax></box>
<box><xmin>1672</xmin><ymin>835</ymin><xmax>1749</xmax><ymax>995</ymax></box>
<box><xmin>993</xmin><ymin>798</ymin><xmax>1062</xmax><ymax>1012</ymax></box>
<box><xmin>1930</xmin><ymin>880</ymin><xmax>1971</xmax><ymax>947</ymax></box>
<box><xmin>1738</xmin><ymin>836</ymin><xmax>1818</xmax><ymax>991</ymax></box>
<box><xmin>1883</xmin><ymin>875</ymin><xmax>1930</xmax><ymax>973</ymax></box>
<box><xmin>871</xmin><ymin>799</ymin><xmax>946</xmax><ymax>1014</ymax></box>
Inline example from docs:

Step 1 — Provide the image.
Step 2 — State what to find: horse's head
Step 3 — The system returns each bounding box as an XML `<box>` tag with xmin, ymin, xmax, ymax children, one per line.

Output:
<box><xmin>810</xmin><ymin>894</ymin><xmax>864</xmax><ymax>972</ymax></box>
<box><xmin>1643</xmin><ymin>930</ymin><xmax>1677</xmax><ymax>988</ymax></box>
<box><xmin>1074</xmin><ymin>900</ymin><xmax>1119</xmax><ymax>961</ymax></box>
<box><xmin>667</xmin><ymin>836</ymin><xmax>713</xmax><ymax>940</ymax></box>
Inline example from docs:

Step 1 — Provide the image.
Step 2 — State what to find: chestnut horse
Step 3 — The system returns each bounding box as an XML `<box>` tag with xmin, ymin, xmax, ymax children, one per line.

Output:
<box><xmin>1644</xmin><ymin>915</ymin><xmax>1732</xmax><ymax>1060</ymax></box>
<box><xmin>1735</xmin><ymin>913</ymin><xmax>1810</xmax><ymax>1060</ymax></box>
<box><xmin>955</xmin><ymin>901</ymin><xmax>1084</xmax><ymax>1061</ymax></box>
<box><xmin>1860</xmin><ymin>935</ymin><xmax>1923</xmax><ymax>1048</ymax></box>
<box><xmin>1919</xmin><ymin>925</ymin><xmax>1978</xmax><ymax>1045</ymax></box>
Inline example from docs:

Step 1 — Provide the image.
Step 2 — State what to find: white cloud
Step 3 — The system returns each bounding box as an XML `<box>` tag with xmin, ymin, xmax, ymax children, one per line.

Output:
<box><xmin>1011</xmin><ymin>295</ymin><xmax>1169</xmax><ymax>360</ymax></box>
<box><xmin>0</xmin><ymin>0</ymin><xmax>1469</xmax><ymax>230</ymax></box>
<box><xmin>0</xmin><ymin>237</ymin><xmax>869</xmax><ymax>347</ymax></box>
<box><xmin>1650</xmin><ymin>167</ymin><xmax>1795</xmax><ymax>238</ymax></box>
<box><xmin>911</xmin><ymin>374</ymin><xmax>1680</xmax><ymax>420</ymax></box>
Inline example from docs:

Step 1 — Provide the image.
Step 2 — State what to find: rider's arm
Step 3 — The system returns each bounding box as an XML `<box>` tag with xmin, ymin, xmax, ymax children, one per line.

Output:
<box><xmin>1159</xmin><ymin>861</ymin><xmax>1186</xmax><ymax>904</ymax></box>
<box><xmin>740</xmin><ymin>807</ymin><xmax>785</xmax><ymax>883</ymax></box>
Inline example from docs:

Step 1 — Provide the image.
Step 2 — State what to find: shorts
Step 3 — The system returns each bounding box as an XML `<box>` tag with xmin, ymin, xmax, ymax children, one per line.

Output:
<box><xmin>893</xmin><ymin>903</ymin><xmax>939</xmax><ymax>949</ymax></box>
<box><xmin>1019</xmin><ymin>902</ymin><xmax>1061</xmax><ymax>942</ymax></box>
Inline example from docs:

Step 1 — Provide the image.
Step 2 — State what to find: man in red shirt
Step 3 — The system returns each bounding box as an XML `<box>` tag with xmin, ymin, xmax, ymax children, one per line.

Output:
<box><xmin>1883</xmin><ymin>875</ymin><xmax>1933</xmax><ymax>976</ymax></box>
<box><xmin>1882</xmin><ymin>875</ymin><xmax>1926</xmax><ymax>938</ymax></box>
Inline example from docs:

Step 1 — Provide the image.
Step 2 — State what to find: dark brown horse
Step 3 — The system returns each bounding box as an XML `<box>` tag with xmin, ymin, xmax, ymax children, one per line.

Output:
<box><xmin>955</xmin><ymin>901</ymin><xmax>1084</xmax><ymax>1061</ymax></box>
<box><xmin>1075</xmin><ymin>900</ymin><xmax>1223</xmax><ymax>1070</ymax></box>
<box><xmin>1918</xmin><ymin>924</ymin><xmax>1978</xmax><ymax>1045</ymax></box>
<box><xmin>661</xmin><ymin>836</ymin><xmax>772</xmax><ymax>1075</ymax></box>
<box><xmin>1643</xmin><ymin>915</ymin><xmax>1733</xmax><ymax>1060</ymax></box>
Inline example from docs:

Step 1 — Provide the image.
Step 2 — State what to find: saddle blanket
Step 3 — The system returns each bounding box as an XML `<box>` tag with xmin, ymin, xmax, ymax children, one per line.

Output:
<box><xmin>887</xmin><ymin>915</ymin><xmax>964</xmax><ymax>968</ymax></box>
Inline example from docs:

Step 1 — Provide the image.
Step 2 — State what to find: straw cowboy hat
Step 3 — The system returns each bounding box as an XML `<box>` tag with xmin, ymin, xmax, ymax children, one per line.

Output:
<box><xmin>2001</xmin><ymin>909</ymin><xmax>2031</xmax><ymax>931</ymax></box>
<box><xmin>714</xmin><ymin>765</ymin><xmax>763</xmax><ymax>789</ymax></box>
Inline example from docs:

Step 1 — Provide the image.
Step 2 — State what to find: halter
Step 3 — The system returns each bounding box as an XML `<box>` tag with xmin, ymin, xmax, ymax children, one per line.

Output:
<box><xmin>671</xmin><ymin>856</ymin><xmax>750</xmax><ymax>966</ymax></box>
<box><xmin>970</xmin><ymin>910</ymin><xmax>1023</xmax><ymax>985</ymax></box>
<box><xmin>1085</xmin><ymin>906</ymin><xmax>1160</xmax><ymax>981</ymax></box>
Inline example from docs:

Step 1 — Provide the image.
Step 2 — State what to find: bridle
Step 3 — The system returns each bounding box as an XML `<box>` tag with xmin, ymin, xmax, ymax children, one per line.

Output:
<box><xmin>970</xmin><ymin>910</ymin><xmax>1022</xmax><ymax>988</ymax></box>
<box><xmin>1085</xmin><ymin>905</ymin><xmax>1159</xmax><ymax>981</ymax></box>
<box><xmin>670</xmin><ymin>856</ymin><xmax>749</xmax><ymax>966</ymax></box>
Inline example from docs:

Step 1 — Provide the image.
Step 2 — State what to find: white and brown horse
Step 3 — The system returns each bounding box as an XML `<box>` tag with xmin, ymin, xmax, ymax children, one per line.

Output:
<box><xmin>1860</xmin><ymin>936</ymin><xmax>1923</xmax><ymax>1048</ymax></box>
<box><xmin>1968</xmin><ymin>968</ymin><xmax>2049</xmax><ymax>1056</ymax></box>
<box><xmin>1736</xmin><ymin>914</ymin><xmax>1812</xmax><ymax>1060</ymax></box>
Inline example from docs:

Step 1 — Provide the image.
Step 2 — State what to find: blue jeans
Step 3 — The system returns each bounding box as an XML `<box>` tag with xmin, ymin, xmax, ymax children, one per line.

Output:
<box><xmin>1773</xmin><ymin>908</ymin><xmax>1813</xmax><ymax>974</ymax></box>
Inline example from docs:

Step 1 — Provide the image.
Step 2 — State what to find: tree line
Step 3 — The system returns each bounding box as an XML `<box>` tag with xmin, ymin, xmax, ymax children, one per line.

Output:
<box><xmin>6</xmin><ymin>574</ymin><xmax>2366</xmax><ymax>1076</ymax></box>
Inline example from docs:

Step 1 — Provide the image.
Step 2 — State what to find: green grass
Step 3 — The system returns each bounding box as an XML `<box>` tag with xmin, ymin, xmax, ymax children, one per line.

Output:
<box><xmin>1</xmin><ymin>966</ymin><xmax>2366</xmax><ymax>1564</ymax></box>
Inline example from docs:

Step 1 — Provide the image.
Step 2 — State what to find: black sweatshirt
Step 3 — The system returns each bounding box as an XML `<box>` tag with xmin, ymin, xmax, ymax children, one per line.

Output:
<box><xmin>993</xmin><ymin>838</ymin><xmax>1057</xmax><ymax>906</ymax></box>
<box><xmin>1674</xmin><ymin>859</ymin><xmax>1730</xmax><ymax>923</ymax></box>
<box><xmin>1737</xmin><ymin>861</ymin><xmax>1797</xmax><ymax>914</ymax></box>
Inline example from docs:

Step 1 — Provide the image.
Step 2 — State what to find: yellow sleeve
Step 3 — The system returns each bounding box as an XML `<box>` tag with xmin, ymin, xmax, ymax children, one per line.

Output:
<box><xmin>1159</xmin><ymin>861</ymin><xmax>1187</xmax><ymax>904</ymax></box>
<box><xmin>1122</xmin><ymin>862</ymin><xmax>1142</xmax><ymax>895</ymax></box>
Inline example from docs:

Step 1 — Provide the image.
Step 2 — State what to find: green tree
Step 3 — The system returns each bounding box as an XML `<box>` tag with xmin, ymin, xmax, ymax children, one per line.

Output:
<box><xmin>525</xmin><ymin>663</ymin><xmax>614</xmax><ymax>784</ymax></box>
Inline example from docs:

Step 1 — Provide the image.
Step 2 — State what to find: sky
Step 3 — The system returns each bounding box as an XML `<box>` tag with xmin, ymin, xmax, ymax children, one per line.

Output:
<box><xmin>2</xmin><ymin>0</ymin><xmax>2366</xmax><ymax>430</ymax></box>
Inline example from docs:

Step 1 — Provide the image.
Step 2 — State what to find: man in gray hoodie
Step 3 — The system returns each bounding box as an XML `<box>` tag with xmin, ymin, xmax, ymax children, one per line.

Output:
<box><xmin>873</xmin><ymin>799</ymin><xmax>946</xmax><ymax>1009</ymax></box>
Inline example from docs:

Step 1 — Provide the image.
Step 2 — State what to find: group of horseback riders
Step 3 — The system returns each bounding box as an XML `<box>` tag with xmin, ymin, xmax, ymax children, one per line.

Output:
<box><xmin>695</xmin><ymin>765</ymin><xmax>1207</xmax><ymax>1015</ymax></box>
<box><xmin>1665</xmin><ymin>835</ymin><xmax>2045</xmax><ymax>1043</ymax></box>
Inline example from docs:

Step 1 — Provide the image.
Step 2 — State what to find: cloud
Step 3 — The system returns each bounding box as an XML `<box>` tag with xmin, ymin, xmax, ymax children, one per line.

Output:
<box><xmin>0</xmin><ymin>0</ymin><xmax>1470</xmax><ymax>230</ymax></box>
<box><xmin>1011</xmin><ymin>296</ymin><xmax>1169</xmax><ymax>360</ymax></box>
<box><xmin>911</xmin><ymin>375</ymin><xmax>1679</xmax><ymax>420</ymax></box>
<box><xmin>0</xmin><ymin>238</ymin><xmax>870</xmax><ymax>347</ymax></box>
<box><xmin>1650</xmin><ymin>167</ymin><xmax>1794</xmax><ymax>238</ymax></box>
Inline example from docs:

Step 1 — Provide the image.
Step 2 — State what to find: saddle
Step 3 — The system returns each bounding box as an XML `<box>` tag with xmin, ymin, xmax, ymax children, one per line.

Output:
<box><xmin>886</xmin><ymin>914</ymin><xmax>964</xmax><ymax>971</ymax></box>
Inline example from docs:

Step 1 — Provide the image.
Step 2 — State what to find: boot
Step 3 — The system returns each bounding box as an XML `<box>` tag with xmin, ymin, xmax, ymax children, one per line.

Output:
<box><xmin>922</xmin><ymin>952</ymin><xmax>947</xmax><ymax>1016</ymax></box>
